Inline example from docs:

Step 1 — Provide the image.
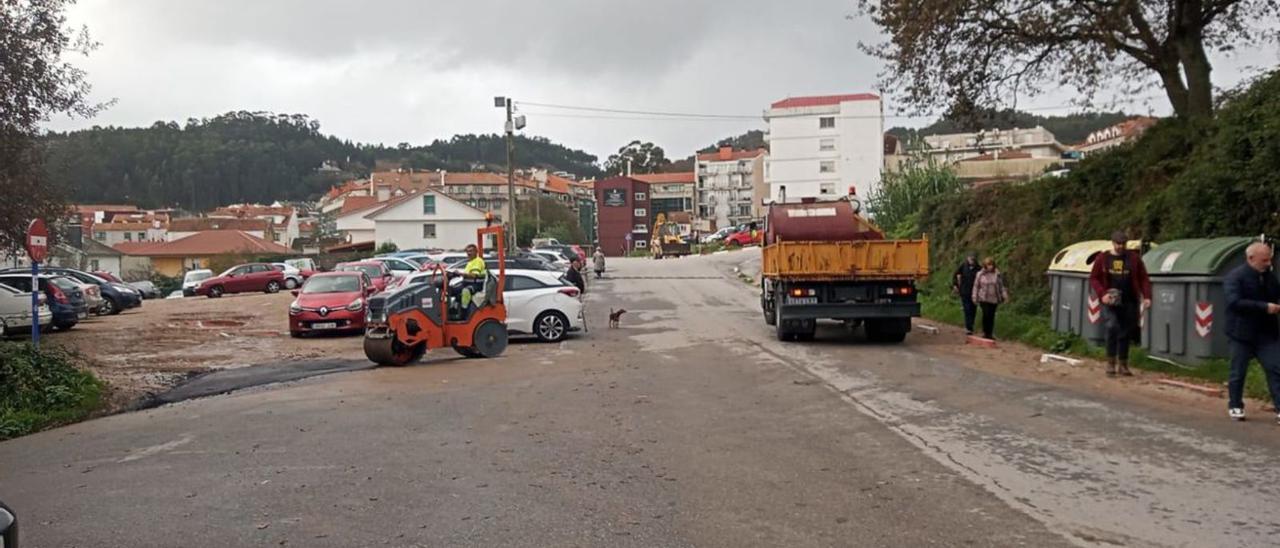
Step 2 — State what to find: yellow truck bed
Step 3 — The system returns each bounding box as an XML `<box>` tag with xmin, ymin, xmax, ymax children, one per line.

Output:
<box><xmin>761</xmin><ymin>239</ymin><xmax>930</xmax><ymax>280</ymax></box>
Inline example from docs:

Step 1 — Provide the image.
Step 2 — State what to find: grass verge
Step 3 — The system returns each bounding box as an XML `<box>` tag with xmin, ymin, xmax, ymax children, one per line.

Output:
<box><xmin>0</xmin><ymin>341</ymin><xmax>103</xmax><ymax>440</ymax></box>
<box><xmin>920</xmin><ymin>292</ymin><xmax>1272</xmax><ymax>402</ymax></box>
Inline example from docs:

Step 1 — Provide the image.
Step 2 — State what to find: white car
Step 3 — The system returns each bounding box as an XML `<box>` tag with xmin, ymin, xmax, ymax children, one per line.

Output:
<box><xmin>271</xmin><ymin>262</ymin><xmax>306</xmax><ymax>289</ymax></box>
<box><xmin>398</xmin><ymin>268</ymin><xmax>583</xmax><ymax>342</ymax></box>
<box><xmin>182</xmin><ymin>269</ymin><xmax>214</xmax><ymax>297</ymax></box>
<box><xmin>530</xmin><ymin>250</ymin><xmax>571</xmax><ymax>269</ymax></box>
<box><xmin>428</xmin><ymin>252</ymin><xmax>469</xmax><ymax>265</ymax></box>
<box><xmin>0</xmin><ymin>282</ymin><xmax>52</xmax><ymax>337</ymax></box>
<box><xmin>366</xmin><ymin>256</ymin><xmax>420</xmax><ymax>278</ymax></box>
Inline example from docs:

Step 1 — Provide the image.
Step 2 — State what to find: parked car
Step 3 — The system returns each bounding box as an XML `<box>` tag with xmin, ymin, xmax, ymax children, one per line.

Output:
<box><xmin>0</xmin><ymin>274</ymin><xmax>88</xmax><ymax>331</ymax></box>
<box><xmin>529</xmin><ymin>250</ymin><xmax>572</xmax><ymax>269</ymax></box>
<box><xmin>93</xmin><ymin>271</ymin><xmax>124</xmax><ymax>283</ymax></box>
<box><xmin>288</xmin><ymin>272</ymin><xmax>374</xmax><ymax>337</ymax></box>
<box><xmin>334</xmin><ymin>261</ymin><xmax>393</xmax><ymax>292</ymax></box>
<box><xmin>398</xmin><ymin>268</ymin><xmax>583</xmax><ymax>342</ymax></box>
<box><xmin>195</xmin><ymin>263</ymin><xmax>286</xmax><ymax>298</ymax></box>
<box><xmin>0</xmin><ymin>282</ymin><xmax>52</xmax><ymax>336</ymax></box>
<box><xmin>128</xmin><ymin>280</ymin><xmax>161</xmax><ymax>299</ymax></box>
<box><xmin>535</xmin><ymin>245</ymin><xmax>585</xmax><ymax>263</ymax></box>
<box><xmin>270</xmin><ymin>263</ymin><xmax>306</xmax><ymax>289</ymax></box>
<box><xmin>429</xmin><ymin>252</ymin><xmax>469</xmax><ymax>265</ymax></box>
<box><xmin>365</xmin><ymin>256</ymin><xmax>420</xmax><ymax>278</ymax></box>
<box><xmin>182</xmin><ymin>269</ymin><xmax>214</xmax><ymax>297</ymax></box>
<box><xmin>283</xmin><ymin>257</ymin><xmax>319</xmax><ymax>276</ymax></box>
<box><xmin>702</xmin><ymin>226</ymin><xmax>738</xmax><ymax>244</ymax></box>
<box><xmin>4</xmin><ymin>267</ymin><xmax>141</xmax><ymax>315</ymax></box>
<box><xmin>724</xmin><ymin>227</ymin><xmax>762</xmax><ymax>247</ymax></box>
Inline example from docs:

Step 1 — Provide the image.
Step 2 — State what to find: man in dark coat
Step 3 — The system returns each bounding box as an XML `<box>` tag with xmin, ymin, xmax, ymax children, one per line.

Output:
<box><xmin>1089</xmin><ymin>231</ymin><xmax>1152</xmax><ymax>377</ymax></box>
<box><xmin>1223</xmin><ymin>242</ymin><xmax>1280</xmax><ymax>422</ymax></box>
<box><xmin>563</xmin><ymin>258</ymin><xmax>586</xmax><ymax>293</ymax></box>
<box><xmin>952</xmin><ymin>254</ymin><xmax>982</xmax><ymax>335</ymax></box>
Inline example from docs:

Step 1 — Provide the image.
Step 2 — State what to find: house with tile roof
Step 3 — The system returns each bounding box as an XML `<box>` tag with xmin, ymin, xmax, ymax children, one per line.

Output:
<box><xmin>114</xmin><ymin>230</ymin><xmax>293</xmax><ymax>277</ymax></box>
<box><xmin>764</xmin><ymin>93</ymin><xmax>884</xmax><ymax>201</ymax></box>
<box><xmin>341</xmin><ymin>189</ymin><xmax>488</xmax><ymax>251</ymax></box>
<box><xmin>168</xmin><ymin>217</ymin><xmax>273</xmax><ymax>242</ymax></box>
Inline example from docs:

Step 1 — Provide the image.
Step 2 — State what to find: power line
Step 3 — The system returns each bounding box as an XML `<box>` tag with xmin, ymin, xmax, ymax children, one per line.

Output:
<box><xmin>516</xmin><ymin>101</ymin><xmax>758</xmax><ymax>120</ymax></box>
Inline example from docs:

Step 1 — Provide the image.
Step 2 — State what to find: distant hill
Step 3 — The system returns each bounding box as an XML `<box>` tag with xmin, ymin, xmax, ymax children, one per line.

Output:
<box><xmin>45</xmin><ymin>111</ymin><xmax>604</xmax><ymax>210</ymax></box>
<box><xmin>888</xmin><ymin>110</ymin><xmax>1134</xmax><ymax>145</ymax></box>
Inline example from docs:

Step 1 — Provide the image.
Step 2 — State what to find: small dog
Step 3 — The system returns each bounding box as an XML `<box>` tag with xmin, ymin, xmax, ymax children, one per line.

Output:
<box><xmin>608</xmin><ymin>308</ymin><xmax>627</xmax><ymax>328</ymax></box>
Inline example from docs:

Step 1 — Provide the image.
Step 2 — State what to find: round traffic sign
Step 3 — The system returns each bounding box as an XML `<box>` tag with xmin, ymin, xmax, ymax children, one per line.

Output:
<box><xmin>26</xmin><ymin>219</ymin><xmax>48</xmax><ymax>263</ymax></box>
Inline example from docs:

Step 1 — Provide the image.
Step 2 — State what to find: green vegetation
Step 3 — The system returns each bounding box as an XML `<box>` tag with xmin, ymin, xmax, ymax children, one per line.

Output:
<box><xmin>374</xmin><ymin>241</ymin><xmax>400</xmax><ymax>255</ymax></box>
<box><xmin>888</xmin><ymin>109</ymin><xmax>1132</xmax><ymax>145</ymax></box>
<box><xmin>516</xmin><ymin>197</ymin><xmax>587</xmax><ymax>246</ymax></box>
<box><xmin>0</xmin><ymin>342</ymin><xmax>103</xmax><ymax>440</ymax></box>
<box><xmin>46</xmin><ymin>112</ymin><xmax>603</xmax><ymax>210</ymax></box>
<box><xmin>868</xmin><ymin>152</ymin><xmax>963</xmax><ymax>238</ymax></box>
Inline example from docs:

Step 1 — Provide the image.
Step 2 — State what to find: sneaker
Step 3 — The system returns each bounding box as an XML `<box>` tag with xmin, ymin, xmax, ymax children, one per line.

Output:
<box><xmin>1229</xmin><ymin>408</ymin><xmax>1245</xmax><ymax>421</ymax></box>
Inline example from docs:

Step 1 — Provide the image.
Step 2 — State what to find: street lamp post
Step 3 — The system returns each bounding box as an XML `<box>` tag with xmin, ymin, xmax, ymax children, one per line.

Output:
<box><xmin>494</xmin><ymin>96</ymin><xmax>526</xmax><ymax>252</ymax></box>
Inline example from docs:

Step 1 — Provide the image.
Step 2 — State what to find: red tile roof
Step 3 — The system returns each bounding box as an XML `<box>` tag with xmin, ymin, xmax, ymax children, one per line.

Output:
<box><xmin>696</xmin><ymin>148</ymin><xmax>766</xmax><ymax>162</ymax></box>
<box><xmin>170</xmin><ymin>217</ymin><xmax>271</xmax><ymax>232</ymax></box>
<box><xmin>632</xmin><ymin>172</ymin><xmax>695</xmax><ymax>184</ymax></box>
<box><xmin>770</xmin><ymin>93</ymin><xmax>879</xmax><ymax>109</ymax></box>
<box><xmin>112</xmin><ymin>242</ymin><xmax>157</xmax><ymax>255</ymax></box>
<box><xmin>95</xmin><ymin>222</ymin><xmax>160</xmax><ymax>231</ymax></box>
<box><xmin>119</xmin><ymin>230</ymin><xmax>291</xmax><ymax>256</ymax></box>
<box><xmin>325</xmin><ymin>179</ymin><xmax>370</xmax><ymax>200</ymax></box>
<box><xmin>339</xmin><ymin>196</ymin><xmax>380</xmax><ymax>216</ymax></box>
<box><xmin>362</xmin><ymin>189</ymin><xmax>487</xmax><ymax>219</ymax></box>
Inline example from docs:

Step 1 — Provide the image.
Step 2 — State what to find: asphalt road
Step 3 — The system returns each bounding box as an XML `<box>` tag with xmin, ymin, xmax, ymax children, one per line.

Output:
<box><xmin>3</xmin><ymin>253</ymin><xmax>1279</xmax><ymax>547</ymax></box>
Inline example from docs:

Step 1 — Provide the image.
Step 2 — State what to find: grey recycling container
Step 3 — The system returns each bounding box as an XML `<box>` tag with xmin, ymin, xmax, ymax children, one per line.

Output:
<box><xmin>1141</xmin><ymin>237</ymin><xmax>1274</xmax><ymax>366</ymax></box>
<box><xmin>1047</xmin><ymin>240</ymin><xmax>1144</xmax><ymax>347</ymax></box>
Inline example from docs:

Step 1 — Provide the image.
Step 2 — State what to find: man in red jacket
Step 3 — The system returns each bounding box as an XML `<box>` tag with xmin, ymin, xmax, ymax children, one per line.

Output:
<box><xmin>1089</xmin><ymin>231</ymin><xmax>1153</xmax><ymax>377</ymax></box>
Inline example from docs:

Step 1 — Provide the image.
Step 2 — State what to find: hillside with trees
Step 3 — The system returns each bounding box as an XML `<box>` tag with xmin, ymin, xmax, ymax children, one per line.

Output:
<box><xmin>44</xmin><ymin>111</ymin><xmax>603</xmax><ymax>210</ymax></box>
<box><xmin>888</xmin><ymin>110</ymin><xmax>1134</xmax><ymax>145</ymax></box>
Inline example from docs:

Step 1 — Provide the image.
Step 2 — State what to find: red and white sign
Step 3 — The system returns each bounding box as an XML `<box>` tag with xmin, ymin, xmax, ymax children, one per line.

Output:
<box><xmin>1194</xmin><ymin>302</ymin><xmax>1213</xmax><ymax>338</ymax></box>
<box><xmin>26</xmin><ymin>219</ymin><xmax>48</xmax><ymax>263</ymax></box>
<box><xmin>1086</xmin><ymin>295</ymin><xmax>1102</xmax><ymax>324</ymax></box>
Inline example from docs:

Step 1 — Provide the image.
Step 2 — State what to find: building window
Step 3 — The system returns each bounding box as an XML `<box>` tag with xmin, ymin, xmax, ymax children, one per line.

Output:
<box><xmin>819</xmin><ymin>160</ymin><xmax>836</xmax><ymax>173</ymax></box>
<box><xmin>94</xmin><ymin>231</ymin><xmax>106</xmax><ymax>240</ymax></box>
<box><xmin>422</xmin><ymin>223</ymin><xmax>437</xmax><ymax>239</ymax></box>
<box><xmin>634</xmin><ymin>192</ymin><xmax>647</xmax><ymax>201</ymax></box>
<box><xmin>820</xmin><ymin>183</ymin><xmax>836</xmax><ymax>195</ymax></box>
<box><xmin>138</xmin><ymin>232</ymin><xmax>146</xmax><ymax>241</ymax></box>
<box><xmin>819</xmin><ymin>116</ymin><xmax>835</xmax><ymax>129</ymax></box>
<box><xmin>89</xmin><ymin>259</ymin><xmax>100</xmax><ymax>271</ymax></box>
<box><xmin>819</xmin><ymin>138</ymin><xmax>836</xmax><ymax>151</ymax></box>
<box><xmin>633</xmin><ymin>224</ymin><xmax>648</xmax><ymax>232</ymax></box>
<box><xmin>422</xmin><ymin>195</ymin><xmax>436</xmax><ymax>214</ymax></box>
<box><xmin>634</xmin><ymin>240</ymin><xmax>647</xmax><ymax>248</ymax></box>
<box><xmin>123</xmin><ymin>232</ymin><xmax>132</xmax><ymax>241</ymax></box>
<box><xmin>634</xmin><ymin>208</ymin><xmax>647</xmax><ymax>217</ymax></box>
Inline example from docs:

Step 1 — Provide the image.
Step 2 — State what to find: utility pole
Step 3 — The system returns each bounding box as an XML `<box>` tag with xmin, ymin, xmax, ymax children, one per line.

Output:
<box><xmin>495</xmin><ymin>96</ymin><xmax>526</xmax><ymax>252</ymax></box>
<box><xmin>535</xmin><ymin>175</ymin><xmax>541</xmax><ymax>237</ymax></box>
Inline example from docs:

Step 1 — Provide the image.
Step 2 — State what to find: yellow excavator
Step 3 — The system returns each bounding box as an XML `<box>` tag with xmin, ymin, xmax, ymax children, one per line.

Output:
<box><xmin>650</xmin><ymin>212</ymin><xmax>690</xmax><ymax>259</ymax></box>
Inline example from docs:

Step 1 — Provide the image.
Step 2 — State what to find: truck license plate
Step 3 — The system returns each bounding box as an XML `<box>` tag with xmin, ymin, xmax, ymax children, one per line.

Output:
<box><xmin>312</xmin><ymin>322</ymin><xmax>338</xmax><ymax>329</ymax></box>
<box><xmin>786</xmin><ymin>297</ymin><xmax>818</xmax><ymax>305</ymax></box>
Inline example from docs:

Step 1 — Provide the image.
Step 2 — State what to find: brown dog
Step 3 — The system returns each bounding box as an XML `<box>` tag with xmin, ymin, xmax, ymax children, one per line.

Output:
<box><xmin>608</xmin><ymin>308</ymin><xmax>627</xmax><ymax>328</ymax></box>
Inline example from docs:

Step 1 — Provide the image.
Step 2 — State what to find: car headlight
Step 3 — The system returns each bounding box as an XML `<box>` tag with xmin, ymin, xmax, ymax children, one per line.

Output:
<box><xmin>346</xmin><ymin>298</ymin><xmax>363</xmax><ymax>311</ymax></box>
<box><xmin>289</xmin><ymin>301</ymin><xmax>302</xmax><ymax>315</ymax></box>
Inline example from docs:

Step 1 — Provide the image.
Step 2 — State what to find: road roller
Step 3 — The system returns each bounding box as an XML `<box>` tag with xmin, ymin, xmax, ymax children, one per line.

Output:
<box><xmin>362</xmin><ymin>225</ymin><xmax>509</xmax><ymax>366</ymax></box>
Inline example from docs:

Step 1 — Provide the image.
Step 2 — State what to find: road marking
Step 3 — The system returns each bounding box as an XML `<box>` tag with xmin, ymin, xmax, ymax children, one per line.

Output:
<box><xmin>118</xmin><ymin>434</ymin><xmax>195</xmax><ymax>463</ymax></box>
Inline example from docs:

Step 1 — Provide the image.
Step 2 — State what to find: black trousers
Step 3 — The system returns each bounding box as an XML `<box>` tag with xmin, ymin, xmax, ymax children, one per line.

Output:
<box><xmin>960</xmin><ymin>295</ymin><xmax>977</xmax><ymax>333</ymax></box>
<box><xmin>1104</xmin><ymin>303</ymin><xmax>1139</xmax><ymax>360</ymax></box>
<box><xmin>1228</xmin><ymin>337</ymin><xmax>1280</xmax><ymax>411</ymax></box>
<box><xmin>979</xmin><ymin>302</ymin><xmax>998</xmax><ymax>339</ymax></box>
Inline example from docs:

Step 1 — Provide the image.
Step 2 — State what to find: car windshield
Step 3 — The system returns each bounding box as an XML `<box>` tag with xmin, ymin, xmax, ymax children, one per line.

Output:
<box><xmin>302</xmin><ymin>276</ymin><xmax>360</xmax><ymax>294</ymax></box>
<box><xmin>49</xmin><ymin>277</ymin><xmax>79</xmax><ymax>291</ymax></box>
<box><xmin>186</xmin><ymin>271</ymin><xmax>213</xmax><ymax>283</ymax></box>
<box><xmin>338</xmin><ymin>264</ymin><xmax>383</xmax><ymax>278</ymax></box>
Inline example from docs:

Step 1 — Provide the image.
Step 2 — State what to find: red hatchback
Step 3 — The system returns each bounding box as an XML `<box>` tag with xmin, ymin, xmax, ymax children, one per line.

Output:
<box><xmin>197</xmin><ymin>263</ymin><xmax>287</xmax><ymax>298</ymax></box>
<box><xmin>334</xmin><ymin>261</ymin><xmax>393</xmax><ymax>292</ymax></box>
<box><xmin>288</xmin><ymin>272</ymin><xmax>374</xmax><ymax>337</ymax></box>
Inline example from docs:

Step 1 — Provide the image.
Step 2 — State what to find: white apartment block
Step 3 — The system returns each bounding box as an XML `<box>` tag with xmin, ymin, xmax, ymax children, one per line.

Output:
<box><xmin>764</xmin><ymin>94</ymin><xmax>884</xmax><ymax>202</ymax></box>
<box><xmin>694</xmin><ymin>147</ymin><xmax>766</xmax><ymax>231</ymax></box>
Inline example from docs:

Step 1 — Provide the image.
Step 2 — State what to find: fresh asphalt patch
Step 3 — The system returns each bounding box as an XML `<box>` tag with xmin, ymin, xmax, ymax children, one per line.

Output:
<box><xmin>138</xmin><ymin>359</ymin><xmax>375</xmax><ymax>409</ymax></box>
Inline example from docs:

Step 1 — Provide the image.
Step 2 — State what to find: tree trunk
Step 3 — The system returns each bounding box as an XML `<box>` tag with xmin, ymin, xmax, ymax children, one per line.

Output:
<box><xmin>1156</xmin><ymin>62</ymin><xmax>1192</xmax><ymax>120</ymax></box>
<box><xmin>1176</xmin><ymin>30</ymin><xmax>1215</xmax><ymax>120</ymax></box>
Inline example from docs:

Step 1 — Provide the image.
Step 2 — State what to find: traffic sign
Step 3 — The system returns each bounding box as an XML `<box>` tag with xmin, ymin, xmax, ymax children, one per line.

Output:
<box><xmin>26</xmin><ymin>219</ymin><xmax>48</xmax><ymax>263</ymax></box>
<box><xmin>625</xmin><ymin>233</ymin><xmax>632</xmax><ymax>242</ymax></box>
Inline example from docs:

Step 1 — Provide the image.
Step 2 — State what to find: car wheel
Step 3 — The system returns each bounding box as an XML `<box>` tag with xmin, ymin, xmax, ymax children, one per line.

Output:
<box><xmin>101</xmin><ymin>296</ymin><xmax>119</xmax><ymax>315</ymax></box>
<box><xmin>289</xmin><ymin>331</ymin><xmax>302</xmax><ymax>338</ymax></box>
<box><xmin>54</xmin><ymin>322</ymin><xmax>75</xmax><ymax>331</ymax></box>
<box><xmin>208</xmin><ymin>286</ymin><xmax>224</xmax><ymax>298</ymax></box>
<box><xmin>285</xmin><ymin>278</ymin><xmax>298</xmax><ymax>289</ymax></box>
<box><xmin>534</xmin><ymin>310</ymin><xmax>569</xmax><ymax>342</ymax></box>
<box><xmin>266</xmin><ymin>280</ymin><xmax>281</xmax><ymax>293</ymax></box>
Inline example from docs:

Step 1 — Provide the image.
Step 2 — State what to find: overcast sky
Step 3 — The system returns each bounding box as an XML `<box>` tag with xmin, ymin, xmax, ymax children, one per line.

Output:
<box><xmin>45</xmin><ymin>0</ymin><xmax>1278</xmax><ymax>164</ymax></box>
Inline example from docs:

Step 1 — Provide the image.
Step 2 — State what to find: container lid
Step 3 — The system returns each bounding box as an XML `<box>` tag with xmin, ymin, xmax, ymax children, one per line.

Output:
<box><xmin>1048</xmin><ymin>240</ymin><xmax>1145</xmax><ymax>273</ymax></box>
<box><xmin>1141</xmin><ymin>237</ymin><xmax>1253</xmax><ymax>276</ymax></box>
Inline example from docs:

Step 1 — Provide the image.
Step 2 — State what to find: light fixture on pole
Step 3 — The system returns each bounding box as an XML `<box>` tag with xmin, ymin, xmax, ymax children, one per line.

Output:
<box><xmin>495</xmin><ymin>96</ymin><xmax>518</xmax><ymax>251</ymax></box>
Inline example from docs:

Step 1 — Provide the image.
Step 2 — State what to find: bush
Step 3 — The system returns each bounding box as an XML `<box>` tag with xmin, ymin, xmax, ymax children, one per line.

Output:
<box><xmin>0</xmin><ymin>342</ymin><xmax>102</xmax><ymax>440</ymax></box>
<box><xmin>374</xmin><ymin>241</ymin><xmax>399</xmax><ymax>255</ymax></box>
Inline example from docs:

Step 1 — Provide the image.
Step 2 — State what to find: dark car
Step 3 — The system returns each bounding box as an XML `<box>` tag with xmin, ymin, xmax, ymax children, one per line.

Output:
<box><xmin>128</xmin><ymin>280</ymin><xmax>161</xmax><ymax>299</ymax></box>
<box><xmin>483</xmin><ymin>252</ymin><xmax>561</xmax><ymax>271</ymax></box>
<box><xmin>1</xmin><ymin>267</ymin><xmax>141</xmax><ymax>315</ymax></box>
<box><xmin>0</xmin><ymin>273</ymin><xmax>88</xmax><ymax>330</ymax></box>
<box><xmin>0</xmin><ymin>499</ymin><xmax>16</xmax><ymax>548</ymax></box>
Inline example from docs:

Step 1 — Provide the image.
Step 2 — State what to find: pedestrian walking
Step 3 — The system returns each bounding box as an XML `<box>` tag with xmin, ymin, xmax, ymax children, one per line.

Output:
<box><xmin>1088</xmin><ymin>231</ymin><xmax>1152</xmax><ymax>377</ymax></box>
<box><xmin>1223</xmin><ymin>242</ymin><xmax>1280</xmax><ymax>422</ymax></box>
<box><xmin>971</xmin><ymin>257</ymin><xmax>1008</xmax><ymax>340</ymax></box>
<box><xmin>952</xmin><ymin>253</ymin><xmax>982</xmax><ymax>335</ymax></box>
<box><xmin>564</xmin><ymin>257</ymin><xmax>586</xmax><ymax>293</ymax></box>
<box><xmin>593</xmin><ymin>248</ymin><xmax>606</xmax><ymax>279</ymax></box>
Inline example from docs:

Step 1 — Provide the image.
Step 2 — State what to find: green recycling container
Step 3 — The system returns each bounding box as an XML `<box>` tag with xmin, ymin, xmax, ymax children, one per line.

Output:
<box><xmin>1141</xmin><ymin>237</ymin><xmax>1274</xmax><ymax>365</ymax></box>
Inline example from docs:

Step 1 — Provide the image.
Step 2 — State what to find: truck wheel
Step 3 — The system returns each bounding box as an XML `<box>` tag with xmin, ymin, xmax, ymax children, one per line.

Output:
<box><xmin>794</xmin><ymin>319</ymin><xmax>816</xmax><ymax>341</ymax></box>
<box><xmin>866</xmin><ymin>319</ymin><xmax>908</xmax><ymax>343</ymax></box>
<box><xmin>774</xmin><ymin>303</ymin><xmax>792</xmax><ymax>341</ymax></box>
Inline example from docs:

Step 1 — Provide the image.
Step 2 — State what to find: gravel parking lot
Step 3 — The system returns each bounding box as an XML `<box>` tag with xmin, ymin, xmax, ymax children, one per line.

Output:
<box><xmin>51</xmin><ymin>292</ymin><xmax>367</xmax><ymax>411</ymax></box>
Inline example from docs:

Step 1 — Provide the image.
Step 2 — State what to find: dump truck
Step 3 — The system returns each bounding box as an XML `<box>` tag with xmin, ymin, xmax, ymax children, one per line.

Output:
<box><xmin>650</xmin><ymin>213</ymin><xmax>691</xmax><ymax>259</ymax></box>
<box><xmin>760</xmin><ymin>195</ymin><xmax>929</xmax><ymax>342</ymax></box>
